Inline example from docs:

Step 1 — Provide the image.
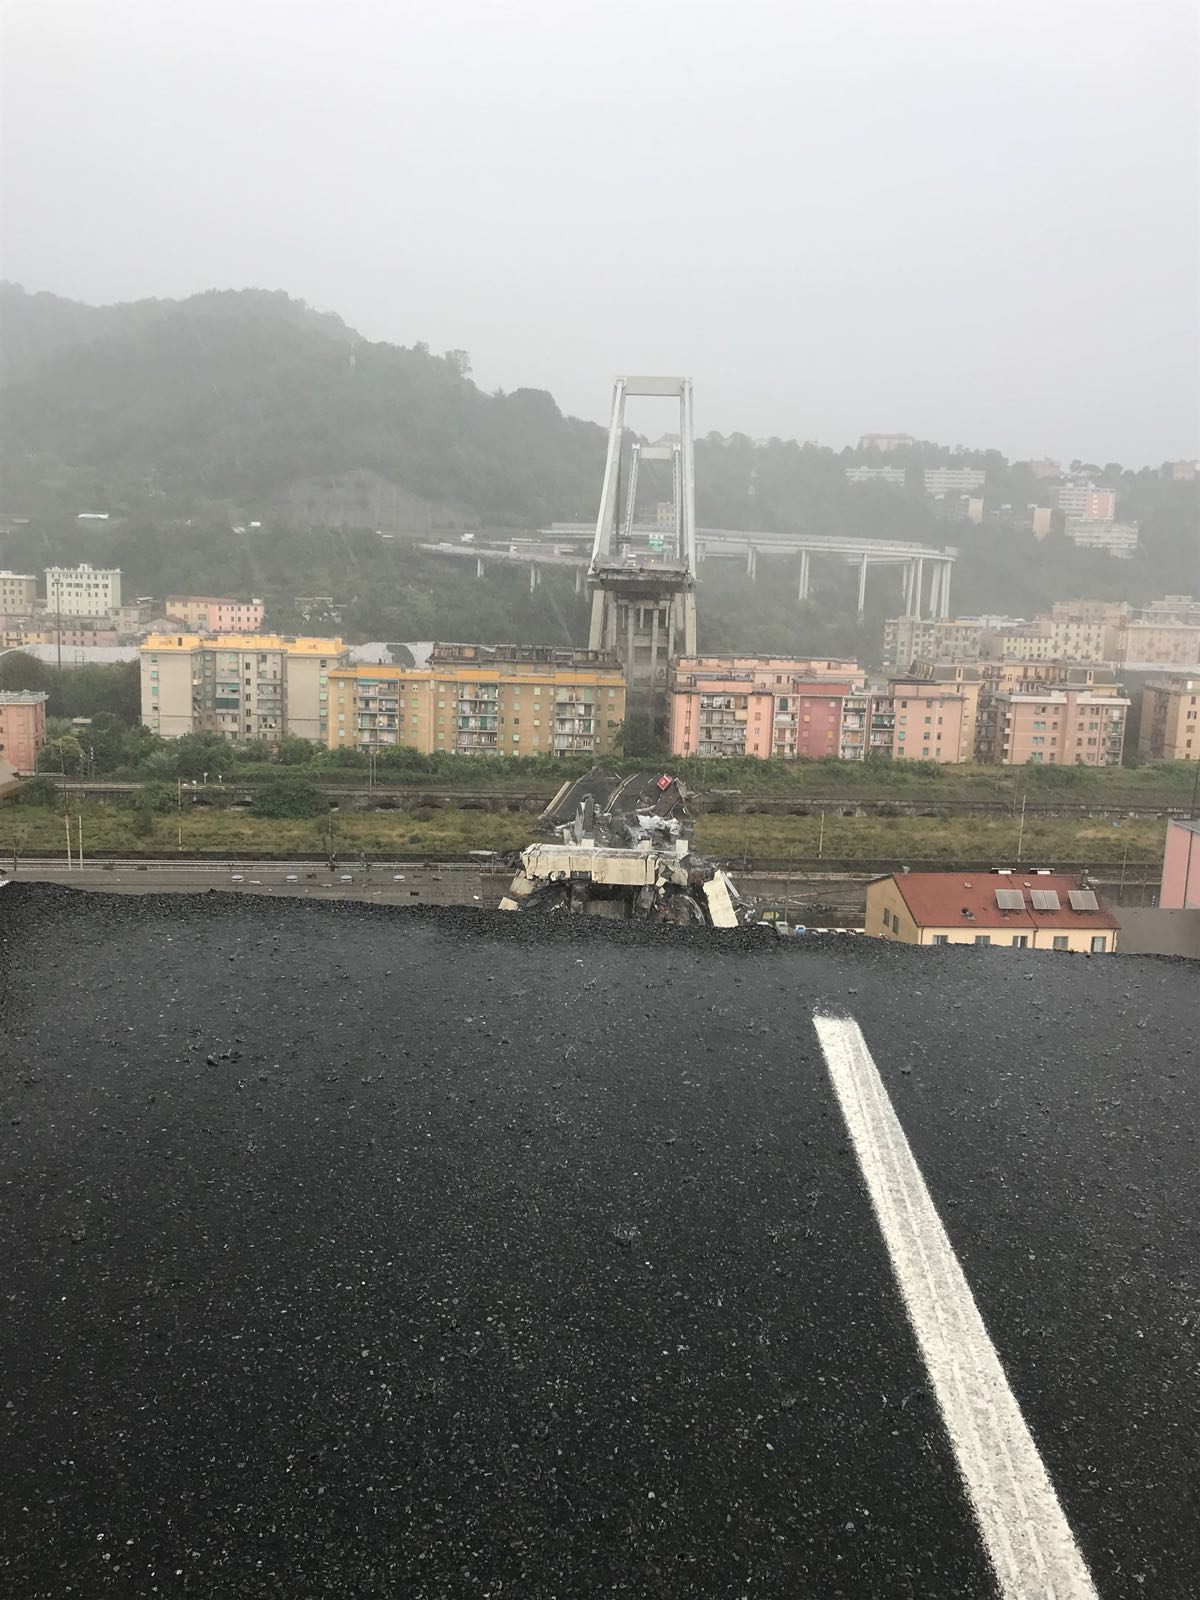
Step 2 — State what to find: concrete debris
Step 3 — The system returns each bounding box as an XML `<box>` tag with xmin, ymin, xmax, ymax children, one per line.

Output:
<box><xmin>500</xmin><ymin>767</ymin><xmax>757</xmax><ymax>927</ymax></box>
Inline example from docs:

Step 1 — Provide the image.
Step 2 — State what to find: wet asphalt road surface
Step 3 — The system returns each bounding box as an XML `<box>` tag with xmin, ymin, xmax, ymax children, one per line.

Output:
<box><xmin>1</xmin><ymin>884</ymin><xmax>1196</xmax><ymax>1598</ymax></box>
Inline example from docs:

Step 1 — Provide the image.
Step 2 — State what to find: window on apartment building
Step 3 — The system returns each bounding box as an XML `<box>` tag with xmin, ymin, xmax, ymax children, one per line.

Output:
<box><xmin>974</xmin><ymin>935</ymin><xmax>991</xmax><ymax>946</ymax></box>
<box><xmin>512</xmin><ymin>734</ymin><xmax>520</xmax><ymax>743</ymax></box>
<box><xmin>1012</xmin><ymin>935</ymin><xmax>1028</xmax><ymax>948</ymax></box>
<box><xmin>931</xmin><ymin>934</ymin><xmax>949</xmax><ymax>945</ymax></box>
<box><xmin>1090</xmin><ymin>936</ymin><xmax>1107</xmax><ymax>953</ymax></box>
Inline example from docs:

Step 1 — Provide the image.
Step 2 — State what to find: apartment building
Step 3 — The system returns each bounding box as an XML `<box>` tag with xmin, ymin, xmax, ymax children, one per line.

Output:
<box><xmin>1138</xmin><ymin>675</ymin><xmax>1199</xmax><ymax>761</ymax></box>
<box><xmin>668</xmin><ymin>657</ymin><xmax>860</xmax><ymax>760</ymax></box>
<box><xmin>141</xmin><ymin>634</ymin><xmax>347</xmax><ymax>741</ymax></box>
<box><xmin>845</xmin><ymin>465</ymin><xmax>907</xmax><ymax>486</ymax></box>
<box><xmin>887</xmin><ymin>666</ymin><xmax>982</xmax><ymax>763</ymax></box>
<box><xmin>883</xmin><ymin>616</ymin><xmax>988</xmax><ymax>668</ymax></box>
<box><xmin>857</xmin><ymin>433</ymin><xmax>914</xmax><ymax>452</ymax></box>
<box><xmin>1120</xmin><ymin>621</ymin><xmax>1200</xmax><ymax>668</ymax></box>
<box><xmin>1054</xmin><ymin>484</ymin><xmax>1116</xmax><ymax>520</ymax></box>
<box><xmin>44</xmin><ymin>564</ymin><xmax>122</xmax><ymax>617</ymax></box>
<box><xmin>923</xmin><ymin>467</ymin><xmax>986</xmax><ymax>495</ymax></box>
<box><xmin>986</xmin><ymin>688</ymin><xmax>1128</xmax><ymax>766</ymax></box>
<box><xmin>1049</xmin><ymin>598</ymin><xmax>1130</xmax><ymax>625</ymax></box>
<box><xmin>1160</xmin><ymin>820</ymin><xmax>1200</xmax><ymax>909</ymax></box>
<box><xmin>327</xmin><ymin>645</ymin><xmax>626</xmax><ymax>759</ymax></box>
<box><xmin>1136</xmin><ymin>595</ymin><xmax>1200</xmax><ymax>626</ymax></box>
<box><xmin>0</xmin><ymin>690</ymin><xmax>49</xmax><ymax>773</ymax></box>
<box><xmin>867</xmin><ymin>871</ymin><xmax>1118</xmax><ymax>951</ymax></box>
<box><xmin>982</xmin><ymin>617</ymin><xmax>1111</xmax><ymax>664</ymax></box>
<box><xmin>0</xmin><ymin>571</ymin><xmax>37</xmax><ymax>612</ymax></box>
<box><xmin>1064</xmin><ymin>517</ymin><xmax>1139</xmax><ymax>557</ymax></box>
<box><xmin>21</xmin><ymin>622</ymin><xmax>119</xmax><ymax>648</ymax></box>
<box><xmin>165</xmin><ymin>596</ymin><xmax>265</xmax><ymax>633</ymax></box>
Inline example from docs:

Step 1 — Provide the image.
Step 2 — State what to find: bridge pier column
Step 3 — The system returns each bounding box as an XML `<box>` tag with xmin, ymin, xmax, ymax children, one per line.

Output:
<box><xmin>529</xmin><ymin>563</ymin><xmax>538</xmax><ymax>593</ymax></box>
<box><xmin>939</xmin><ymin>561</ymin><xmax>952</xmax><ymax>618</ymax></box>
<box><xmin>857</xmin><ymin>554</ymin><xmax>869</xmax><ymax>618</ymax></box>
<box><xmin>798</xmin><ymin>549</ymin><xmax>810</xmax><ymax>601</ymax></box>
<box><xmin>746</xmin><ymin>545</ymin><xmax>757</xmax><ymax>580</ymax></box>
<box><xmin>574</xmin><ymin>567</ymin><xmax>582</xmax><ymax>594</ymax></box>
<box><xmin>915</xmin><ymin>558</ymin><xmax>925</xmax><ymax>619</ymax></box>
<box><xmin>476</xmin><ymin>556</ymin><xmax>485</xmax><ymax>579</ymax></box>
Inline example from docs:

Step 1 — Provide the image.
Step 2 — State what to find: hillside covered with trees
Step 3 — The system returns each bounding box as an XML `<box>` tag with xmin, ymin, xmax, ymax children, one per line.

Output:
<box><xmin>1</xmin><ymin>283</ymin><xmax>1195</xmax><ymax>660</ymax></box>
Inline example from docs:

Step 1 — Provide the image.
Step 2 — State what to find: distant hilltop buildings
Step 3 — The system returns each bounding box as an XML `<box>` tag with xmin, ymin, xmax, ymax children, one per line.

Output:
<box><xmin>0</xmin><ymin>566</ymin><xmax>266</xmax><ymax>651</ymax></box>
<box><xmin>856</xmin><ymin>433</ymin><xmax>915</xmax><ymax>452</ymax></box>
<box><xmin>884</xmin><ymin>596</ymin><xmax>1200</xmax><ymax>673</ymax></box>
<box><xmin>838</xmin><ymin>452</ymin><xmax>1149</xmax><ymax>557</ymax></box>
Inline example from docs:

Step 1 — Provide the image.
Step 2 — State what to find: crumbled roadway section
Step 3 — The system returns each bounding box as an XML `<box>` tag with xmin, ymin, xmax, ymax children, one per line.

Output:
<box><xmin>0</xmin><ymin>884</ymin><xmax>1194</xmax><ymax>1599</ymax></box>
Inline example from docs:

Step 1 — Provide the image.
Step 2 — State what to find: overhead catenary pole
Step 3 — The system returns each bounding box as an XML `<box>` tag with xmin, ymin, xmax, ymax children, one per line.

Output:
<box><xmin>77</xmin><ymin>812</ymin><xmax>83</xmax><ymax>868</ymax></box>
<box><xmin>1016</xmin><ymin>792</ymin><xmax>1026</xmax><ymax>863</ymax></box>
<box><xmin>64</xmin><ymin>805</ymin><xmax>72</xmax><ymax>869</ymax></box>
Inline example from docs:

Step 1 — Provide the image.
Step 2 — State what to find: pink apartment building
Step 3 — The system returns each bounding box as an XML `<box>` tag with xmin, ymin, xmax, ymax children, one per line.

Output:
<box><xmin>0</xmin><ymin>691</ymin><xmax>49</xmax><ymax>773</ymax></box>
<box><xmin>991</xmin><ymin>688</ymin><xmax>1128</xmax><ymax>766</ymax></box>
<box><xmin>1160</xmin><ymin>819</ymin><xmax>1200</xmax><ymax>909</ymax></box>
<box><xmin>668</xmin><ymin>656</ymin><xmax>858</xmax><ymax>759</ymax></box>
<box><xmin>165</xmin><ymin>596</ymin><xmax>265</xmax><ymax>633</ymax></box>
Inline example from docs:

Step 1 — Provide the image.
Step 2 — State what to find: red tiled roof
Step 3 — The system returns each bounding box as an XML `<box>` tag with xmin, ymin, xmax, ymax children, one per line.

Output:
<box><xmin>891</xmin><ymin>872</ymin><xmax>1119</xmax><ymax>932</ymax></box>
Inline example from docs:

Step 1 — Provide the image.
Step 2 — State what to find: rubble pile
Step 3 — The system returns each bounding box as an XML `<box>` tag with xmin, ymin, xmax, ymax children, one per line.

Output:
<box><xmin>498</xmin><ymin>768</ymin><xmax>756</xmax><ymax>927</ymax></box>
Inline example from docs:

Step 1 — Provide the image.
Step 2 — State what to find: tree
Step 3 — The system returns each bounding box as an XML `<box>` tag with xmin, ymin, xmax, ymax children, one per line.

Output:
<box><xmin>172</xmin><ymin>732</ymin><xmax>229</xmax><ymax>778</ymax></box>
<box><xmin>0</xmin><ymin>653</ymin><xmax>51</xmax><ymax>693</ymax></box>
<box><xmin>37</xmin><ymin>733</ymin><xmax>84</xmax><ymax>775</ymax></box>
<box><xmin>251</xmin><ymin>778</ymin><xmax>325</xmax><ymax>819</ymax></box>
<box><xmin>14</xmin><ymin>774</ymin><xmax>58</xmax><ymax>807</ymax></box>
<box><xmin>276</xmin><ymin>735</ymin><xmax>318</xmax><ymax>765</ymax></box>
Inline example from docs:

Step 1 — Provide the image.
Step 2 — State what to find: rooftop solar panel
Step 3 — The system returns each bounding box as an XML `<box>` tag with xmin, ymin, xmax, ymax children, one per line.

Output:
<box><xmin>995</xmin><ymin>888</ymin><xmax>1025</xmax><ymax>911</ymax></box>
<box><xmin>1031</xmin><ymin>889</ymin><xmax>1061</xmax><ymax>911</ymax></box>
<box><xmin>1068</xmin><ymin>889</ymin><xmax>1099</xmax><ymax>911</ymax></box>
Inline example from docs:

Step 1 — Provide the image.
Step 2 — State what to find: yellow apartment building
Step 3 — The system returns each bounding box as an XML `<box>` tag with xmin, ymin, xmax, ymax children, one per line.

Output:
<box><xmin>0</xmin><ymin>571</ymin><xmax>38</xmax><ymax>613</ymax></box>
<box><xmin>1139</xmin><ymin>675</ymin><xmax>1200</xmax><ymax>761</ymax></box>
<box><xmin>141</xmin><ymin>634</ymin><xmax>348</xmax><ymax>741</ymax></box>
<box><xmin>327</xmin><ymin>644</ymin><xmax>626</xmax><ymax>758</ymax></box>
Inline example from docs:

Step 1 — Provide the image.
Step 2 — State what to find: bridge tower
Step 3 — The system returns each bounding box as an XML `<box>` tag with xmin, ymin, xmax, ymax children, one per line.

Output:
<box><xmin>587</xmin><ymin>376</ymin><xmax>698</xmax><ymax>743</ymax></box>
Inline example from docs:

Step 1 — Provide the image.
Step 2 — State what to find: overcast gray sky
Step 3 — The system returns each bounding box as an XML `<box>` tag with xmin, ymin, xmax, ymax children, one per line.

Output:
<box><xmin>2</xmin><ymin>0</ymin><xmax>1198</xmax><ymax>464</ymax></box>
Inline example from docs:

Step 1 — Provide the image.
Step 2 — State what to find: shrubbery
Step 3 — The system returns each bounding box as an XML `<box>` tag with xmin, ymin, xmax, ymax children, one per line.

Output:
<box><xmin>250</xmin><ymin>778</ymin><xmax>326</xmax><ymax>819</ymax></box>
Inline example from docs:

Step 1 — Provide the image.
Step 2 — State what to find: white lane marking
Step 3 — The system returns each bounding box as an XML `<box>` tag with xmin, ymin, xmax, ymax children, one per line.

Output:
<box><xmin>813</xmin><ymin>1014</ymin><xmax>1098</xmax><ymax>1600</ymax></box>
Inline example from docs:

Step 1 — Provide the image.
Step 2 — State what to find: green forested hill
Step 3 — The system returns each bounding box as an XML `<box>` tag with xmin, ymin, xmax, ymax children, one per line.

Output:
<box><xmin>0</xmin><ymin>283</ymin><xmax>1195</xmax><ymax>654</ymax></box>
<box><xmin>0</xmin><ymin>283</ymin><xmax>605</xmax><ymax>526</ymax></box>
